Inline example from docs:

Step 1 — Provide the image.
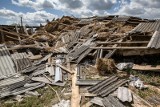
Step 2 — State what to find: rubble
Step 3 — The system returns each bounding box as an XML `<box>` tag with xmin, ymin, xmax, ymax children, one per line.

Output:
<box><xmin>0</xmin><ymin>15</ymin><xmax>160</xmax><ymax>106</ymax></box>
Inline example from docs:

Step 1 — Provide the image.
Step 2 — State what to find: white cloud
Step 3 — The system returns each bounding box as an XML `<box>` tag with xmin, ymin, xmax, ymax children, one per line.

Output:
<box><xmin>116</xmin><ymin>0</ymin><xmax>160</xmax><ymax>19</ymax></box>
<box><xmin>11</xmin><ymin>0</ymin><xmax>117</xmax><ymax>17</ymax></box>
<box><xmin>84</xmin><ymin>0</ymin><xmax>115</xmax><ymax>10</ymax></box>
<box><xmin>59</xmin><ymin>0</ymin><xmax>83</xmax><ymax>9</ymax></box>
<box><xmin>11</xmin><ymin>0</ymin><xmax>54</xmax><ymax>10</ymax></box>
<box><xmin>9</xmin><ymin>0</ymin><xmax>160</xmax><ymax>19</ymax></box>
<box><xmin>0</xmin><ymin>8</ymin><xmax>57</xmax><ymax>25</ymax></box>
<box><xmin>53</xmin><ymin>0</ymin><xmax>117</xmax><ymax>17</ymax></box>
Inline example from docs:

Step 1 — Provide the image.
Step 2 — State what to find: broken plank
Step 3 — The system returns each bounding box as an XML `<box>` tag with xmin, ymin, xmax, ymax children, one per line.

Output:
<box><xmin>66</xmin><ymin>57</ymin><xmax>72</xmax><ymax>80</ymax></box>
<box><xmin>119</xmin><ymin>49</ymin><xmax>160</xmax><ymax>56</ymax></box>
<box><xmin>105</xmin><ymin>39</ymin><xmax>123</xmax><ymax>58</ymax></box>
<box><xmin>28</xmin><ymin>55</ymin><xmax>42</xmax><ymax>60</ymax></box>
<box><xmin>8</xmin><ymin>44</ymin><xmax>44</xmax><ymax>50</ymax></box>
<box><xmin>6</xmin><ymin>35</ymin><xmax>20</xmax><ymax>41</ymax></box>
<box><xmin>132</xmin><ymin>64</ymin><xmax>160</xmax><ymax>71</ymax></box>
<box><xmin>0</xmin><ymin>28</ymin><xmax>28</xmax><ymax>38</ymax></box>
<box><xmin>71</xmin><ymin>66</ymin><xmax>80</xmax><ymax>107</ymax></box>
<box><xmin>90</xmin><ymin>47</ymin><xmax>148</xmax><ymax>49</ymax></box>
<box><xmin>31</xmin><ymin>77</ymin><xmax>65</xmax><ymax>86</ymax></box>
<box><xmin>76</xmin><ymin>80</ymin><xmax>101</xmax><ymax>86</ymax></box>
<box><xmin>1</xmin><ymin>30</ymin><xmax>5</xmax><ymax>43</ymax></box>
<box><xmin>57</xmin><ymin>64</ymin><xmax>74</xmax><ymax>74</ymax></box>
<box><xmin>96</xmin><ymin>41</ymin><xmax>149</xmax><ymax>44</ymax></box>
<box><xmin>131</xmin><ymin>90</ymin><xmax>153</xmax><ymax>107</ymax></box>
<box><xmin>80</xmin><ymin>92</ymin><xmax>97</xmax><ymax>97</ymax></box>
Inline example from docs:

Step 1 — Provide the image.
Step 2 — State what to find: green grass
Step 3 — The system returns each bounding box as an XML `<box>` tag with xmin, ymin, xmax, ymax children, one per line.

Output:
<box><xmin>128</xmin><ymin>69</ymin><xmax>160</xmax><ymax>85</ymax></box>
<box><xmin>137</xmin><ymin>88</ymin><xmax>160</xmax><ymax>99</ymax></box>
<box><xmin>0</xmin><ymin>86</ymin><xmax>64</xmax><ymax>107</ymax></box>
<box><xmin>128</xmin><ymin>69</ymin><xmax>160</xmax><ymax>104</ymax></box>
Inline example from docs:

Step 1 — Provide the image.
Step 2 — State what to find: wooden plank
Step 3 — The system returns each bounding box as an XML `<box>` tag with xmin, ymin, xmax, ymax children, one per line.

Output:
<box><xmin>90</xmin><ymin>47</ymin><xmax>148</xmax><ymax>49</ymax></box>
<box><xmin>23</xmin><ymin>25</ymin><xmax>29</xmax><ymax>35</ymax></box>
<box><xmin>80</xmin><ymin>92</ymin><xmax>97</xmax><ymax>97</ymax></box>
<box><xmin>57</xmin><ymin>64</ymin><xmax>74</xmax><ymax>74</ymax></box>
<box><xmin>105</xmin><ymin>39</ymin><xmax>123</xmax><ymax>58</ymax></box>
<box><xmin>7</xmin><ymin>44</ymin><xmax>44</xmax><ymax>50</ymax></box>
<box><xmin>15</xmin><ymin>25</ymin><xmax>22</xmax><ymax>44</ymax></box>
<box><xmin>71</xmin><ymin>66</ymin><xmax>80</xmax><ymax>107</ymax></box>
<box><xmin>0</xmin><ymin>28</ymin><xmax>28</xmax><ymax>38</ymax></box>
<box><xmin>0</xmin><ymin>25</ymin><xmax>40</xmax><ymax>28</ymax></box>
<box><xmin>77</xmin><ymin>44</ymin><xmax>96</xmax><ymax>63</ymax></box>
<box><xmin>96</xmin><ymin>41</ymin><xmax>149</xmax><ymax>44</ymax></box>
<box><xmin>131</xmin><ymin>91</ymin><xmax>153</xmax><ymax>107</ymax></box>
<box><xmin>119</xmin><ymin>49</ymin><xmax>160</xmax><ymax>56</ymax></box>
<box><xmin>66</xmin><ymin>57</ymin><xmax>72</xmax><ymax>80</ymax></box>
<box><xmin>1</xmin><ymin>31</ymin><xmax>5</xmax><ymax>43</ymax></box>
<box><xmin>132</xmin><ymin>64</ymin><xmax>160</xmax><ymax>71</ymax></box>
<box><xmin>6</xmin><ymin>35</ymin><xmax>20</xmax><ymax>41</ymax></box>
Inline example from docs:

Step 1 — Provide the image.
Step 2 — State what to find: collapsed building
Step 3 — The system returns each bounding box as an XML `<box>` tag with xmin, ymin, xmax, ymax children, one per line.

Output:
<box><xmin>0</xmin><ymin>15</ymin><xmax>160</xmax><ymax>107</ymax></box>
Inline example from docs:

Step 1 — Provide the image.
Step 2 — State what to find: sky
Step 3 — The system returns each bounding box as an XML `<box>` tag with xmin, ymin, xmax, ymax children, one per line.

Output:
<box><xmin>0</xmin><ymin>0</ymin><xmax>160</xmax><ymax>25</ymax></box>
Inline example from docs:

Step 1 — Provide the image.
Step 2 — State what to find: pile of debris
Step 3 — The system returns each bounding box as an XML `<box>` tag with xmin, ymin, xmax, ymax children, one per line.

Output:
<box><xmin>0</xmin><ymin>15</ymin><xmax>160</xmax><ymax>107</ymax></box>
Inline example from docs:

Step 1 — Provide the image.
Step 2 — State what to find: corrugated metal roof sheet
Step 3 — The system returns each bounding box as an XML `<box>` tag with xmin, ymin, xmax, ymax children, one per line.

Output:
<box><xmin>11</xmin><ymin>52</ymin><xmax>32</xmax><ymax>72</ymax></box>
<box><xmin>130</xmin><ymin>21</ymin><xmax>160</xmax><ymax>33</ymax></box>
<box><xmin>0</xmin><ymin>44</ymin><xmax>16</xmax><ymax>79</ymax></box>
<box><xmin>147</xmin><ymin>31</ymin><xmax>160</xmax><ymax>49</ymax></box>
<box><xmin>103</xmin><ymin>95</ymin><xmax>125</xmax><ymax>107</ymax></box>
<box><xmin>112</xmin><ymin>16</ymin><xmax>130</xmax><ymax>22</ymax></box>
<box><xmin>0</xmin><ymin>76</ymin><xmax>25</xmax><ymax>87</ymax></box>
<box><xmin>88</xmin><ymin>76</ymin><xmax>127</xmax><ymax>97</ymax></box>
<box><xmin>68</xmin><ymin>37</ymin><xmax>94</xmax><ymax>61</ymax></box>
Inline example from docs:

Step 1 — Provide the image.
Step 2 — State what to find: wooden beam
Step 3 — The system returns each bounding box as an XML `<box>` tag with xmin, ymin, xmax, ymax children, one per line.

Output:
<box><xmin>6</xmin><ymin>35</ymin><xmax>20</xmax><ymax>41</ymax></box>
<box><xmin>71</xmin><ymin>66</ymin><xmax>80</xmax><ymax>107</ymax></box>
<box><xmin>66</xmin><ymin>57</ymin><xmax>72</xmax><ymax>80</ymax></box>
<box><xmin>0</xmin><ymin>28</ymin><xmax>28</xmax><ymax>38</ymax></box>
<box><xmin>57</xmin><ymin>64</ymin><xmax>74</xmax><ymax>74</ymax></box>
<box><xmin>119</xmin><ymin>49</ymin><xmax>160</xmax><ymax>56</ymax></box>
<box><xmin>105</xmin><ymin>39</ymin><xmax>123</xmax><ymax>58</ymax></box>
<box><xmin>80</xmin><ymin>92</ymin><xmax>97</xmax><ymax>97</ymax></box>
<box><xmin>131</xmin><ymin>91</ymin><xmax>153</xmax><ymax>107</ymax></box>
<box><xmin>90</xmin><ymin>47</ymin><xmax>148</xmax><ymax>50</ymax></box>
<box><xmin>1</xmin><ymin>31</ymin><xmax>5</xmax><ymax>43</ymax></box>
<box><xmin>96</xmin><ymin>41</ymin><xmax>149</xmax><ymax>44</ymax></box>
<box><xmin>0</xmin><ymin>25</ymin><xmax>40</xmax><ymax>28</ymax></box>
<box><xmin>132</xmin><ymin>64</ymin><xmax>160</xmax><ymax>71</ymax></box>
<box><xmin>7</xmin><ymin>44</ymin><xmax>44</xmax><ymax>50</ymax></box>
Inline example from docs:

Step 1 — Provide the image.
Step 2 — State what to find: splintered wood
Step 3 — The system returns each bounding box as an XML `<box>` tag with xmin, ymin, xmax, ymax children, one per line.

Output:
<box><xmin>71</xmin><ymin>65</ymin><xmax>80</xmax><ymax>107</ymax></box>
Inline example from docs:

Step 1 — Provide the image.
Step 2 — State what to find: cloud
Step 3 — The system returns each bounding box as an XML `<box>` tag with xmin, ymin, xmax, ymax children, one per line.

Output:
<box><xmin>0</xmin><ymin>8</ymin><xmax>57</xmax><ymax>25</ymax></box>
<box><xmin>59</xmin><ymin>0</ymin><xmax>83</xmax><ymax>9</ymax></box>
<box><xmin>11</xmin><ymin>0</ymin><xmax>54</xmax><ymax>10</ymax></box>
<box><xmin>114</xmin><ymin>0</ymin><xmax>160</xmax><ymax>19</ymax></box>
<box><xmin>10</xmin><ymin>0</ymin><xmax>160</xmax><ymax>19</ymax></box>
<box><xmin>11</xmin><ymin>0</ymin><xmax>117</xmax><ymax>17</ymax></box>
<box><xmin>53</xmin><ymin>0</ymin><xmax>117</xmax><ymax>17</ymax></box>
<box><xmin>85</xmin><ymin>0</ymin><xmax>115</xmax><ymax>10</ymax></box>
<box><xmin>135</xmin><ymin>0</ymin><xmax>160</xmax><ymax>8</ymax></box>
<box><xmin>0</xmin><ymin>8</ymin><xmax>17</xmax><ymax>18</ymax></box>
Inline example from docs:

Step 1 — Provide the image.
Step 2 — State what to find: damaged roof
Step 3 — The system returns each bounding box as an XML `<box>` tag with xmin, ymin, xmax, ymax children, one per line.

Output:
<box><xmin>0</xmin><ymin>45</ymin><xmax>16</xmax><ymax>79</ymax></box>
<box><xmin>130</xmin><ymin>20</ymin><xmax>160</xmax><ymax>33</ymax></box>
